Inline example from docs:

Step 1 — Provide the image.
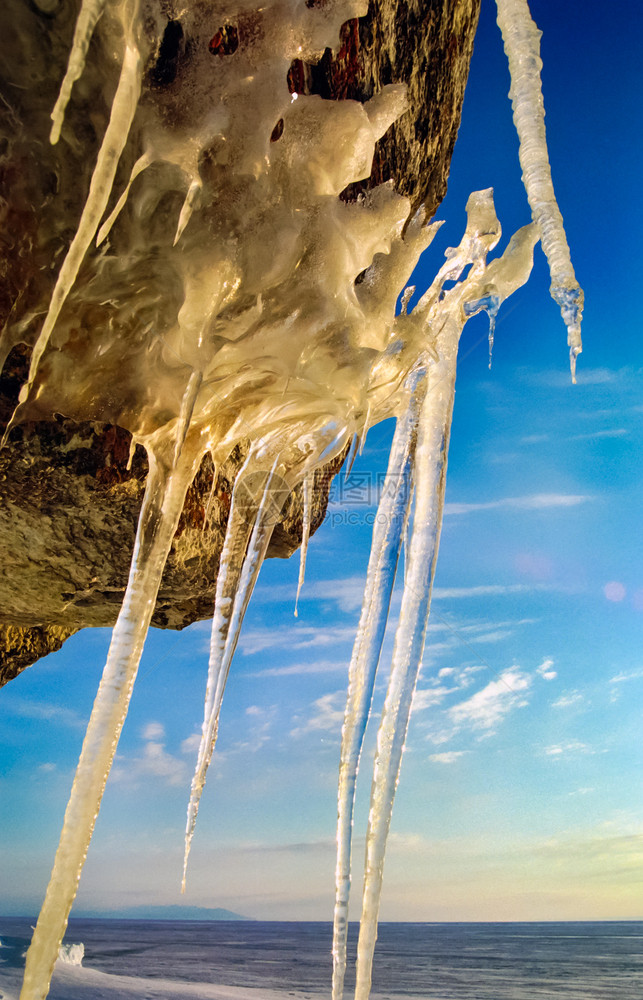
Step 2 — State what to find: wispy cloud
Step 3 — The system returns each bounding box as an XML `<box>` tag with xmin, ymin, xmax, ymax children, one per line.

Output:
<box><xmin>521</xmin><ymin>434</ymin><xmax>550</xmax><ymax>444</ymax></box>
<box><xmin>523</xmin><ymin>366</ymin><xmax>626</xmax><ymax>388</ymax></box>
<box><xmin>252</xmin><ymin>576</ymin><xmax>366</xmax><ymax>613</ymax></box>
<box><xmin>432</xmin><ymin>583</ymin><xmax>544</xmax><ymax>600</ymax></box>
<box><xmin>429</xmin><ymin>751</ymin><xmax>469</xmax><ymax>764</ymax></box>
<box><xmin>448</xmin><ymin>668</ymin><xmax>531</xmax><ymax>733</ymax></box>
<box><xmin>609</xmin><ymin>667</ymin><xmax>643</xmax><ymax>685</ymax></box>
<box><xmin>414</xmin><ymin>665</ymin><xmax>487</xmax><ymax>713</ymax></box>
<box><xmin>536</xmin><ymin>658</ymin><xmax>557</xmax><ymax>681</ymax></box>
<box><xmin>181</xmin><ymin>733</ymin><xmax>201</xmax><ymax>755</ymax></box>
<box><xmin>142</xmin><ymin>721</ymin><xmax>165</xmax><ymax>740</ymax></box>
<box><xmin>248</xmin><ymin>659</ymin><xmax>347</xmax><ymax>678</ymax></box>
<box><xmin>412</xmin><ymin>686</ymin><xmax>456</xmax><ymax>711</ymax></box>
<box><xmin>112</xmin><ymin>722</ymin><xmax>188</xmax><ymax>787</ymax></box>
<box><xmin>569</xmin><ymin>428</ymin><xmax>628</xmax><ymax>442</ymax></box>
<box><xmin>444</xmin><ymin>493</ymin><xmax>592</xmax><ymax>516</ymax></box>
<box><xmin>419</xmin><ymin>658</ymin><xmax>556</xmax><ymax>748</ymax></box>
<box><xmin>290</xmin><ymin>691</ymin><xmax>345</xmax><ymax>738</ymax></box>
<box><xmin>240</xmin><ymin>623</ymin><xmax>356</xmax><ymax>655</ymax></box>
<box><xmin>232</xmin><ymin>704</ymin><xmax>277</xmax><ymax>753</ymax></box>
<box><xmin>2</xmin><ymin>698</ymin><xmax>85</xmax><ymax>730</ymax></box>
<box><xmin>543</xmin><ymin>740</ymin><xmax>592</xmax><ymax>757</ymax></box>
<box><xmin>551</xmin><ymin>691</ymin><xmax>583</xmax><ymax>709</ymax></box>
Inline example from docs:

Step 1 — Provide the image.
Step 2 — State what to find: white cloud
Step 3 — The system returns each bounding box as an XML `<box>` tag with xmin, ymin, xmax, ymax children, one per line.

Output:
<box><xmin>570</xmin><ymin>428</ymin><xmax>628</xmax><ymax>442</ymax></box>
<box><xmin>521</xmin><ymin>433</ymin><xmax>550</xmax><ymax>444</ymax></box>
<box><xmin>457</xmin><ymin>665</ymin><xmax>487</xmax><ymax>685</ymax></box>
<box><xmin>444</xmin><ymin>494</ymin><xmax>592</xmax><ymax>516</ymax></box>
<box><xmin>181</xmin><ymin>733</ymin><xmax>201</xmax><ymax>755</ymax></box>
<box><xmin>248</xmin><ymin>659</ymin><xmax>347</xmax><ymax>678</ymax></box>
<box><xmin>609</xmin><ymin>667</ymin><xmax>643</xmax><ymax>685</ymax></box>
<box><xmin>543</xmin><ymin>741</ymin><xmax>591</xmax><ymax>757</ymax></box>
<box><xmin>572</xmin><ymin>367</ymin><xmax>621</xmax><ymax>385</ymax></box>
<box><xmin>414</xmin><ymin>667</ymin><xmax>488</xmax><ymax>725</ymax></box>
<box><xmin>429</xmin><ymin>751</ymin><xmax>468</xmax><ymax>764</ymax></box>
<box><xmin>426</xmin><ymin>664</ymin><xmax>485</xmax><ymax>692</ymax></box>
<box><xmin>240</xmin><ymin>624</ymin><xmax>355</xmax><ymax>655</ymax></box>
<box><xmin>536</xmin><ymin>658</ymin><xmax>557</xmax><ymax>681</ymax></box>
<box><xmin>113</xmin><ymin>732</ymin><xmax>188</xmax><ymax>787</ymax></box>
<box><xmin>523</xmin><ymin>366</ymin><xmax>623</xmax><ymax>388</ymax></box>
<box><xmin>412</xmin><ymin>686</ymin><xmax>454</xmax><ymax>711</ymax></box>
<box><xmin>3</xmin><ymin>698</ymin><xmax>84</xmax><ymax>729</ymax></box>
<box><xmin>432</xmin><ymin>584</ymin><xmax>546</xmax><ymax>600</ymax></box>
<box><xmin>448</xmin><ymin>668</ymin><xmax>531</xmax><ymax>733</ymax></box>
<box><xmin>142</xmin><ymin>721</ymin><xmax>165</xmax><ymax>741</ymax></box>
<box><xmin>551</xmin><ymin>691</ymin><xmax>583</xmax><ymax>709</ymax></box>
<box><xmin>473</xmin><ymin>629</ymin><xmax>514</xmax><ymax>644</ymax></box>
<box><xmin>290</xmin><ymin>691</ymin><xmax>345</xmax><ymax>738</ymax></box>
<box><xmin>252</xmin><ymin>576</ymin><xmax>366</xmax><ymax>613</ymax></box>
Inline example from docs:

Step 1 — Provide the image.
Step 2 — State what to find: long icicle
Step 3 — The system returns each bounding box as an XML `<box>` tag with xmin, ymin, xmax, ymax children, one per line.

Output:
<box><xmin>182</xmin><ymin>458</ymin><xmax>283</xmax><ymax>889</ymax></box>
<box><xmin>353</xmin><ymin>318</ymin><xmax>460</xmax><ymax>1000</ymax></box>
<box><xmin>96</xmin><ymin>151</ymin><xmax>152</xmax><ymax>246</ymax></box>
<box><xmin>19</xmin><ymin>436</ymin><xmax>203</xmax><ymax>1000</ymax></box>
<box><xmin>50</xmin><ymin>0</ymin><xmax>108</xmax><ymax>145</ymax></box>
<box><xmin>294</xmin><ymin>472</ymin><xmax>313</xmax><ymax>618</ymax></box>
<box><xmin>25</xmin><ymin>22</ymin><xmax>142</xmax><ymax>394</ymax></box>
<box><xmin>495</xmin><ymin>0</ymin><xmax>583</xmax><ymax>379</ymax></box>
<box><xmin>332</xmin><ymin>376</ymin><xmax>424</xmax><ymax>1000</ymax></box>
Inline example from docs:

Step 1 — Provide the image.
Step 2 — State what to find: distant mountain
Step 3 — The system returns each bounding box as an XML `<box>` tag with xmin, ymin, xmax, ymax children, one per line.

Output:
<box><xmin>73</xmin><ymin>905</ymin><xmax>251</xmax><ymax>921</ymax></box>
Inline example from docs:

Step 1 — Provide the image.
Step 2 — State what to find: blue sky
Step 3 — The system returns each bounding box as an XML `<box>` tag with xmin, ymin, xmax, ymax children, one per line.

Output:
<box><xmin>1</xmin><ymin>0</ymin><xmax>642</xmax><ymax>921</ymax></box>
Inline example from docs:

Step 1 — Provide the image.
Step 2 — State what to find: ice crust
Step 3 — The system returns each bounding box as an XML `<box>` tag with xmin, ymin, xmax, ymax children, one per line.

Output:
<box><xmin>55</xmin><ymin>943</ymin><xmax>84</xmax><ymax>967</ymax></box>
<box><xmin>8</xmin><ymin>1</ymin><xmax>577</xmax><ymax>999</ymax></box>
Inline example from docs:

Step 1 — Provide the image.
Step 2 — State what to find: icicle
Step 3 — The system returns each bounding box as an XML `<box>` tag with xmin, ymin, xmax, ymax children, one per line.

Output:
<box><xmin>332</xmin><ymin>376</ymin><xmax>424</xmax><ymax>1000</ymax></box>
<box><xmin>25</xmin><ymin>32</ymin><xmax>142</xmax><ymax>395</ymax></box>
<box><xmin>174</xmin><ymin>179</ymin><xmax>202</xmax><ymax>246</ymax></box>
<box><xmin>400</xmin><ymin>285</ymin><xmax>415</xmax><ymax>315</ymax></box>
<box><xmin>50</xmin><ymin>0</ymin><xmax>107</xmax><ymax>145</ymax></box>
<box><xmin>401</xmin><ymin>459</ymin><xmax>414</xmax><ymax>587</ymax></box>
<box><xmin>182</xmin><ymin>458</ymin><xmax>283</xmax><ymax>890</ymax></box>
<box><xmin>126</xmin><ymin>434</ymin><xmax>139</xmax><ymax>471</ymax></box>
<box><xmin>495</xmin><ymin>0</ymin><xmax>583</xmax><ymax>380</ymax></box>
<box><xmin>95</xmin><ymin>152</ymin><xmax>152</xmax><ymax>246</ymax></box>
<box><xmin>487</xmin><ymin>308</ymin><xmax>498</xmax><ymax>369</ymax></box>
<box><xmin>294</xmin><ymin>473</ymin><xmax>313</xmax><ymax>617</ymax></box>
<box><xmin>203</xmin><ymin>457</ymin><xmax>219</xmax><ymax>526</ymax></box>
<box><xmin>19</xmin><ymin>436</ymin><xmax>203</xmax><ymax>1000</ymax></box>
<box><xmin>358</xmin><ymin>403</ymin><xmax>372</xmax><ymax>455</ymax></box>
<box><xmin>174</xmin><ymin>370</ymin><xmax>203</xmax><ymax>466</ymax></box>
<box><xmin>463</xmin><ymin>292</ymin><xmax>501</xmax><ymax>368</ymax></box>
<box><xmin>352</xmin><ymin>321</ymin><xmax>459</xmax><ymax>1000</ymax></box>
<box><xmin>344</xmin><ymin>433</ymin><xmax>360</xmax><ymax>477</ymax></box>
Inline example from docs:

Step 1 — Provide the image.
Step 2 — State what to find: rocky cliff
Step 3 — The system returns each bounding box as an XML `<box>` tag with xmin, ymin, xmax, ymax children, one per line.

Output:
<box><xmin>0</xmin><ymin>0</ymin><xmax>480</xmax><ymax>683</ymax></box>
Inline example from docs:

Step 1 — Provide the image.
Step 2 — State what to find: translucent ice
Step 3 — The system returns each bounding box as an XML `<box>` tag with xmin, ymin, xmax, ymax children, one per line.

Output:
<box><xmin>19</xmin><ymin>436</ymin><xmax>204</xmax><ymax>1000</ymax></box>
<box><xmin>496</xmin><ymin>0</ymin><xmax>584</xmax><ymax>379</ymax></box>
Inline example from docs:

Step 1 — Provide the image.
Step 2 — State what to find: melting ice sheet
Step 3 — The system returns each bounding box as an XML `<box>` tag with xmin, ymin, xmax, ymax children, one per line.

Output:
<box><xmin>4</xmin><ymin>1</ymin><xmax>582</xmax><ymax>999</ymax></box>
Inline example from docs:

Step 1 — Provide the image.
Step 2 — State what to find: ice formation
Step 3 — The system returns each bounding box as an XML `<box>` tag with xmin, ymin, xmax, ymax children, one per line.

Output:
<box><xmin>55</xmin><ymin>942</ymin><xmax>84</xmax><ymax>967</ymax></box>
<box><xmin>3</xmin><ymin>0</ymin><xmax>581</xmax><ymax>998</ymax></box>
<box><xmin>495</xmin><ymin>0</ymin><xmax>583</xmax><ymax>380</ymax></box>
